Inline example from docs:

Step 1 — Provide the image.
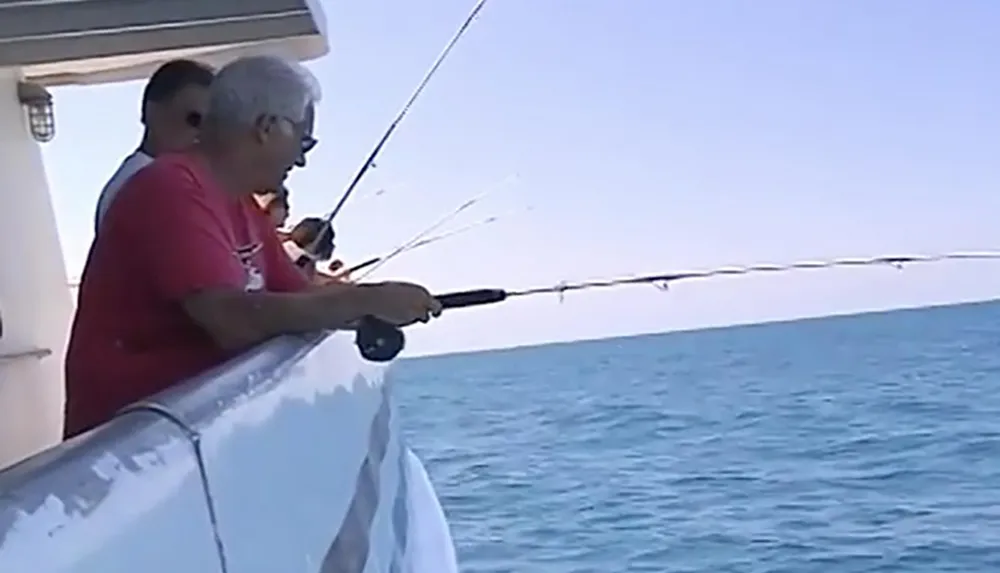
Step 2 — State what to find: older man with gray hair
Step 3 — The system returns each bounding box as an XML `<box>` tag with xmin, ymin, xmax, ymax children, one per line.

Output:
<box><xmin>64</xmin><ymin>55</ymin><xmax>440</xmax><ymax>438</ymax></box>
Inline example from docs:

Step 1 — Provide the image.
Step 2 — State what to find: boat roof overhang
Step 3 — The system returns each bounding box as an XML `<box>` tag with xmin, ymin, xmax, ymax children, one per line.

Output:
<box><xmin>0</xmin><ymin>0</ymin><xmax>329</xmax><ymax>87</ymax></box>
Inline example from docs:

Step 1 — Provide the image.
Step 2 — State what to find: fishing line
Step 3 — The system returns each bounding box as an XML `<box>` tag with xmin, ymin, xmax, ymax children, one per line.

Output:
<box><xmin>345</xmin><ymin>215</ymin><xmax>506</xmax><ymax>279</ymax></box>
<box><xmin>396</xmin><ymin>210</ymin><xmax>520</xmax><ymax>253</ymax></box>
<box><xmin>354</xmin><ymin>175</ymin><xmax>519</xmax><ymax>278</ymax></box>
<box><xmin>474</xmin><ymin>250</ymin><xmax>1000</xmax><ymax>302</ymax></box>
<box><xmin>354</xmin><ymin>250</ymin><xmax>1000</xmax><ymax>362</ymax></box>
<box><xmin>303</xmin><ymin>0</ymin><xmax>490</xmax><ymax>260</ymax></box>
<box><xmin>314</xmin><ymin>179</ymin><xmax>520</xmax><ymax>280</ymax></box>
<box><xmin>353</xmin><ymin>186</ymin><xmax>390</xmax><ymax>206</ymax></box>
<box><xmin>355</xmin><ymin>204</ymin><xmax>531</xmax><ymax>280</ymax></box>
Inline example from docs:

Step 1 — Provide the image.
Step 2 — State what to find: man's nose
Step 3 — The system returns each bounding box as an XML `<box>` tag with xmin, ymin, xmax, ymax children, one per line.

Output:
<box><xmin>296</xmin><ymin>137</ymin><xmax>317</xmax><ymax>168</ymax></box>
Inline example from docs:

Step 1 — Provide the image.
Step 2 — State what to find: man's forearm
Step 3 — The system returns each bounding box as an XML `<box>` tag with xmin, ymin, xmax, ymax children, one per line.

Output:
<box><xmin>182</xmin><ymin>285</ymin><xmax>376</xmax><ymax>350</ymax></box>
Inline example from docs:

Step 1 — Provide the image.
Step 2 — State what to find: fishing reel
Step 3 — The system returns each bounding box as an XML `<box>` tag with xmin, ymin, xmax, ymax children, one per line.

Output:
<box><xmin>355</xmin><ymin>316</ymin><xmax>406</xmax><ymax>362</ymax></box>
<box><xmin>354</xmin><ymin>289</ymin><xmax>508</xmax><ymax>362</ymax></box>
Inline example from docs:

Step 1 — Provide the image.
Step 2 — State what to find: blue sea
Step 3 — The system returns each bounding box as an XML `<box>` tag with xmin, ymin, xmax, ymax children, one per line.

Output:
<box><xmin>394</xmin><ymin>300</ymin><xmax>1000</xmax><ymax>573</ymax></box>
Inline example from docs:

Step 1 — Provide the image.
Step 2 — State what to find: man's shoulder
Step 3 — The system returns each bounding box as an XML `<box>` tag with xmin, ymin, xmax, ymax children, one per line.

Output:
<box><xmin>131</xmin><ymin>153</ymin><xmax>202</xmax><ymax>186</ymax></box>
<box><xmin>118</xmin><ymin>153</ymin><xmax>212</xmax><ymax>208</ymax></box>
<box><xmin>95</xmin><ymin>151</ymin><xmax>154</xmax><ymax>229</ymax></box>
<box><xmin>103</xmin><ymin>151</ymin><xmax>153</xmax><ymax>193</ymax></box>
<box><xmin>98</xmin><ymin>155</ymin><xmax>223</xmax><ymax>238</ymax></box>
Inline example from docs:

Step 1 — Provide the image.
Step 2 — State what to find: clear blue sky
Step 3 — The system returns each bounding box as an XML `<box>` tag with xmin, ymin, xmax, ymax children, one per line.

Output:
<box><xmin>43</xmin><ymin>0</ymin><xmax>1000</xmax><ymax>355</ymax></box>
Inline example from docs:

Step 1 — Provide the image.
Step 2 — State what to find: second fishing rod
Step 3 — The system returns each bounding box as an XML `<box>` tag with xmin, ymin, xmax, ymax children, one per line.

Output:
<box><xmin>289</xmin><ymin>0</ymin><xmax>491</xmax><ymax>357</ymax></box>
<box><xmin>299</xmin><ymin>0</ymin><xmax>489</xmax><ymax>262</ymax></box>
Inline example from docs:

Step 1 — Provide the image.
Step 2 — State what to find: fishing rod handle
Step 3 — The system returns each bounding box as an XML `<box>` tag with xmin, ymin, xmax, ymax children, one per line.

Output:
<box><xmin>435</xmin><ymin>288</ymin><xmax>507</xmax><ymax>309</ymax></box>
<box><xmin>354</xmin><ymin>288</ymin><xmax>507</xmax><ymax>363</ymax></box>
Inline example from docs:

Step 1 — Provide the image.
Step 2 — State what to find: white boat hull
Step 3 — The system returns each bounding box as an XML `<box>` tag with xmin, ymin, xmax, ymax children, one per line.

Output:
<box><xmin>0</xmin><ymin>333</ymin><xmax>459</xmax><ymax>573</ymax></box>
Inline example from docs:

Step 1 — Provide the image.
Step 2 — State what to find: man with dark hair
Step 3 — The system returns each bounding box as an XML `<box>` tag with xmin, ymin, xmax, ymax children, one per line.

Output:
<box><xmin>94</xmin><ymin>59</ymin><xmax>215</xmax><ymax>232</ymax></box>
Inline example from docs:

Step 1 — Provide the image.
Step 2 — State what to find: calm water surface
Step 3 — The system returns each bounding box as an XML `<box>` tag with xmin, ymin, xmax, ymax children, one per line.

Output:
<box><xmin>395</xmin><ymin>301</ymin><xmax>1000</xmax><ymax>572</ymax></box>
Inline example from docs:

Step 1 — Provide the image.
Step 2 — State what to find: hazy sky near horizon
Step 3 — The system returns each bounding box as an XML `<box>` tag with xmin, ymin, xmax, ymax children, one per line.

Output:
<box><xmin>44</xmin><ymin>0</ymin><xmax>1000</xmax><ymax>355</ymax></box>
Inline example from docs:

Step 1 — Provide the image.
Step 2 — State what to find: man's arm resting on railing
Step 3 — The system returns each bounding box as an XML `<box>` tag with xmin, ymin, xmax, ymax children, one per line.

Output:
<box><xmin>116</xmin><ymin>172</ymin><xmax>439</xmax><ymax>352</ymax></box>
<box><xmin>181</xmin><ymin>282</ymin><xmax>440</xmax><ymax>351</ymax></box>
<box><xmin>181</xmin><ymin>285</ymin><xmax>378</xmax><ymax>351</ymax></box>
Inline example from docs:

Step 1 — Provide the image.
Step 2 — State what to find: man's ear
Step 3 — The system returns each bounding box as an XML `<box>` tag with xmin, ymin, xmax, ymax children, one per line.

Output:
<box><xmin>252</xmin><ymin>115</ymin><xmax>273</xmax><ymax>145</ymax></box>
<box><xmin>140</xmin><ymin>100</ymin><xmax>153</xmax><ymax>126</ymax></box>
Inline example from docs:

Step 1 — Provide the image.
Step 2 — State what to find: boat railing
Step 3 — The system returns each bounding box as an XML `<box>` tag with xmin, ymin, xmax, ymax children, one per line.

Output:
<box><xmin>0</xmin><ymin>331</ymin><xmax>407</xmax><ymax>572</ymax></box>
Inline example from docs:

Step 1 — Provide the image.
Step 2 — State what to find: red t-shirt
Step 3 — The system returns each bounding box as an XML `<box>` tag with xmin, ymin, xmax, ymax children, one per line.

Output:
<box><xmin>65</xmin><ymin>153</ymin><xmax>309</xmax><ymax>438</ymax></box>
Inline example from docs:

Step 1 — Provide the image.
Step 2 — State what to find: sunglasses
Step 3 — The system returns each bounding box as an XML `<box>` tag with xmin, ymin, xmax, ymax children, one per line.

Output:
<box><xmin>272</xmin><ymin>115</ymin><xmax>318</xmax><ymax>155</ymax></box>
<box><xmin>182</xmin><ymin>113</ymin><xmax>318</xmax><ymax>154</ymax></box>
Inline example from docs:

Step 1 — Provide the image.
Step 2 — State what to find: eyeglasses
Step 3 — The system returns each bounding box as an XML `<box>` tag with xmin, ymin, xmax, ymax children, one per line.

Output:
<box><xmin>273</xmin><ymin>115</ymin><xmax>318</xmax><ymax>154</ymax></box>
<box><xmin>301</xmin><ymin>135</ymin><xmax>318</xmax><ymax>154</ymax></box>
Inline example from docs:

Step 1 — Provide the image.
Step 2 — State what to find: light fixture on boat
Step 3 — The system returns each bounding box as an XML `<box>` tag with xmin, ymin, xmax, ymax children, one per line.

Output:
<box><xmin>16</xmin><ymin>81</ymin><xmax>55</xmax><ymax>143</ymax></box>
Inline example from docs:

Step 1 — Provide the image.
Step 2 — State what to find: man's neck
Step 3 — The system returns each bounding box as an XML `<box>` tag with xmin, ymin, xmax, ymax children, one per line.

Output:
<box><xmin>137</xmin><ymin>134</ymin><xmax>160</xmax><ymax>158</ymax></box>
<box><xmin>196</xmin><ymin>142</ymin><xmax>253</xmax><ymax>198</ymax></box>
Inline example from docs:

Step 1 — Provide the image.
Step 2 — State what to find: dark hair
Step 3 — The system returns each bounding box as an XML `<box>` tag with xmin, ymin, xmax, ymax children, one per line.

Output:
<box><xmin>141</xmin><ymin>59</ymin><xmax>214</xmax><ymax>123</ymax></box>
<box><xmin>291</xmin><ymin>217</ymin><xmax>334</xmax><ymax>261</ymax></box>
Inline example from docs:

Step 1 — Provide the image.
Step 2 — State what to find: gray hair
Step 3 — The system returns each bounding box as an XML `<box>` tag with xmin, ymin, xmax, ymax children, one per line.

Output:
<box><xmin>205</xmin><ymin>54</ymin><xmax>321</xmax><ymax>128</ymax></box>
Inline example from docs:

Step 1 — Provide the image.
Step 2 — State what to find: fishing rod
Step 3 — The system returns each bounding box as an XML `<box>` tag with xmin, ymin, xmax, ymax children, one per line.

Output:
<box><xmin>354</xmin><ymin>250</ymin><xmax>1000</xmax><ymax>362</ymax></box>
<box><xmin>302</xmin><ymin>0</ymin><xmax>490</xmax><ymax>259</ymax></box>
<box><xmin>291</xmin><ymin>0</ymin><xmax>491</xmax><ymax>354</ymax></box>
